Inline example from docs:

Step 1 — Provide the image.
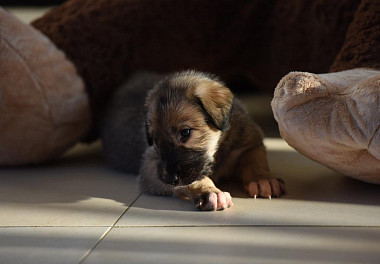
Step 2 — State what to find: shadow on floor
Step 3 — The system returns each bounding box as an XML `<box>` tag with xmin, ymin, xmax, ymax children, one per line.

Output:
<box><xmin>1</xmin><ymin>139</ymin><xmax>380</xmax><ymax>210</ymax></box>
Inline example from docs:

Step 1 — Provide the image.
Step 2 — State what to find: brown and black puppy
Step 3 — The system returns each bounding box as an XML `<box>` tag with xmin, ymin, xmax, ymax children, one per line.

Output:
<box><xmin>138</xmin><ymin>71</ymin><xmax>285</xmax><ymax>211</ymax></box>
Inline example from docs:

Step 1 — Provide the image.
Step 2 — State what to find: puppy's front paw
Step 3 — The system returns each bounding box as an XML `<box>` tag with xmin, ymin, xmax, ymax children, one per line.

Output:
<box><xmin>194</xmin><ymin>192</ymin><xmax>233</xmax><ymax>211</ymax></box>
<box><xmin>245</xmin><ymin>178</ymin><xmax>286</xmax><ymax>199</ymax></box>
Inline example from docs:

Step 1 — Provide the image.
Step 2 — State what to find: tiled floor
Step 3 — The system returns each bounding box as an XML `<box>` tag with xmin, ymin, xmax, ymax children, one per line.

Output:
<box><xmin>1</xmin><ymin>6</ymin><xmax>380</xmax><ymax>264</ymax></box>
<box><xmin>1</xmin><ymin>139</ymin><xmax>380</xmax><ymax>264</ymax></box>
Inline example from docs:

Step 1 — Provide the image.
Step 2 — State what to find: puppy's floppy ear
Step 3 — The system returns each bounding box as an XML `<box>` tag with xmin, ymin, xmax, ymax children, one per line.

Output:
<box><xmin>194</xmin><ymin>81</ymin><xmax>234</xmax><ymax>131</ymax></box>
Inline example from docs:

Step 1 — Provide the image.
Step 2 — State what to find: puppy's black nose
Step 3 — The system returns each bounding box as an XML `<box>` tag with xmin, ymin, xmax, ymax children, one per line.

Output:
<box><xmin>162</xmin><ymin>173</ymin><xmax>179</xmax><ymax>186</ymax></box>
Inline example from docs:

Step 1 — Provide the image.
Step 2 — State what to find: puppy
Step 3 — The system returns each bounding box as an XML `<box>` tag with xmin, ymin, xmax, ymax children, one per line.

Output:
<box><xmin>137</xmin><ymin>71</ymin><xmax>286</xmax><ymax>211</ymax></box>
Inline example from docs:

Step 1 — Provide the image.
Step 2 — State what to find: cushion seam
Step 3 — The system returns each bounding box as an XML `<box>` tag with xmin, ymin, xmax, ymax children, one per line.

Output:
<box><xmin>1</xmin><ymin>34</ymin><xmax>55</xmax><ymax>127</ymax></box>
<box><xmin>368</xmin><ymin>123</ymin><xmax>380</xmax><ymax>150</ymax></box>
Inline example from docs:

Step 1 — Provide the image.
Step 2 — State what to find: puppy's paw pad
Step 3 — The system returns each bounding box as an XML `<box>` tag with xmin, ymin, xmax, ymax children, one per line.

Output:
<box><xmin>195</xmin><ymin>192</ymin><xmax>233</xmax><ymax>211</ymax></box>
<box><xmin>246</xmin><ymin>178</ymin><xmax>286</xmax><ymax>198</ymax></box>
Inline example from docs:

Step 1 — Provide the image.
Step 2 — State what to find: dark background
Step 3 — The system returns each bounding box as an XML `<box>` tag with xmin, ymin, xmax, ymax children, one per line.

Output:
<box><xmin>2</xmin><ymin>0</ymin><xmax>65</xmax><ymax>5</ymax></box>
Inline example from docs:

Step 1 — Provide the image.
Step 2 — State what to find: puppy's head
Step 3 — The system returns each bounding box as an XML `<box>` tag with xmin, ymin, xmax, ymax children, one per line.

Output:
<box><xmin>145</xmin><ymin>71</ymin><xmax>234</xmax><ymax>186</ymax></box>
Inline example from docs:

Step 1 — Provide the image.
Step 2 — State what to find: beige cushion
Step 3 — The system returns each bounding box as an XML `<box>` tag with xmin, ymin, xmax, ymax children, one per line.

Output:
<box><xmin>0</xmin><ymin>8</ymin><xmax>90</xmax><ymax>165</ymax></box>
<box><xmin>272</xmin><ymin>68</ymin><xmax>380</xmax><ymax>184</ymax></box>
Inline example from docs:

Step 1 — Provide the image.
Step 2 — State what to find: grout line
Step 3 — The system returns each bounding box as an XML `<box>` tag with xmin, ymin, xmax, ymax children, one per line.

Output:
<box><xmin>0</xmin><ymin>224</ymin><xmax>379</xmax><ymax>229</ymax></box>
<box><xmin>1</xmin><ymin>223</ymin><xmax>380</xmax><ymax>229</ymax></box>
<box><xmin>113</xmin><ymin>193</ymin><xmax>144</xmax><ymax>226</ymax></box>
<box><xmin>78</xmin><ymin>193</ymin><xmax>142</xmax><ymax>264</ymax></box>
<box><xmin>0</xmin><ymin>226</ymin><xmax>111</xmax><ymax>228</ymax></box>
<box><xmin>78</xmin><ymin>226</ymin><xmax>113</xmax><ymax>264</ymax></box>
<box><xmin>112</xmin><ymin>225</ymin><xmax>380</xmax><ymax>228</ymax></box>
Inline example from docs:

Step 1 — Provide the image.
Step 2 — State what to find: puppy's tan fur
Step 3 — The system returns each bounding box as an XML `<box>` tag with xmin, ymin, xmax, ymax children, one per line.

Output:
<box><xmin>138</xmin><ymin>71</ymin><xmax>285</xmax><ymax>210</ymax></box>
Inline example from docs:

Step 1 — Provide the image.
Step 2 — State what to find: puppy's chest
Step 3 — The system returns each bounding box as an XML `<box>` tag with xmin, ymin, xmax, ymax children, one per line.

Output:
<box><xmin>212</xmin><ymin>143</ymin><xmax>250</xmax><ymax>180</ymax></box>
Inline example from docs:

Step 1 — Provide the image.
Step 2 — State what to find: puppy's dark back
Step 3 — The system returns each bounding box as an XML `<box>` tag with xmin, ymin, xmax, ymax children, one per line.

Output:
<box><xmin>101</xmin><ymin>72</ymin><xmax>162</xmax><ymax>174</ymax></box>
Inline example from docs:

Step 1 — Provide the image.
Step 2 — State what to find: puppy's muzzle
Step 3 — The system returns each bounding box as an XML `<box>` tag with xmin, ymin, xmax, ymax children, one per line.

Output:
<box><xmin>159</xmin><ymin>162</ymin><xmax>180</xmax><ymax>185</ymax></box>
<box><xmin>161</xmin><ymin>172</ymin><xmax>179</xmax><ymax>186</ymax></box>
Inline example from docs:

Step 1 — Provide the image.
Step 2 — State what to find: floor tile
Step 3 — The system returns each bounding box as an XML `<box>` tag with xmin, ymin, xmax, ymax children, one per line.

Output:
<box><xmin>117</xmin><ymin>139</ymin><xmax>380</xmax><ymax>227</ymax></box>
<box><xmin>0</xmin><ymin>143</ymin><xmax>140</xmax><ymax>227</ymax></box>
<box><xmin>116</xmin><ymin>194</ymin><xmax>380</xmax><ymax>227</ymax></box>
<box><xmin>0</xmin><ymin>227</ymin><xmax>106</xmax><ymax>264</ymax></box>
<box><xmin>83</xmin><ymin>226</ymin><xmax>380</xmax><ymax>264</ymax></box>
<box><xmin>266</xmin><ymin>138</ymin><xmax>380</xmax><ymax>207</ymax></box>
<box><xmin>5</xmin><ymin>7</ymin><xmax>51</xmax><ymax>24</ymax></box>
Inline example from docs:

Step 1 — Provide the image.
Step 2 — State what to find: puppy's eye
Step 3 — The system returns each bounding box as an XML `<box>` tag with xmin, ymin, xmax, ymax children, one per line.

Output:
<box><xmin>180</xmin><ymin>129</ymin><xmax>191</xmax><ymax>138</ymax></box>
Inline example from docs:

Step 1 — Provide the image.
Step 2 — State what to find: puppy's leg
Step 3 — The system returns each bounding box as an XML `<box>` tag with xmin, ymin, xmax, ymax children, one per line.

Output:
<box><xmin>138</xmin><ymin>147</ymin><xmax>174</xmax><ymax>196</ymax></box>
<box><xmin>240</xmin><ymin>145</ymin><xmax>286</xmax><ymax>198</ymax></box>
<box><xmin>174</xmin><ymin>177</ymin><xmax>233</xmax><ymax>211</ymax></box>
<box><xmin>138</xmin><ymin>147</ymin><xmax>232</xmax><ymax>211</ymax></box>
